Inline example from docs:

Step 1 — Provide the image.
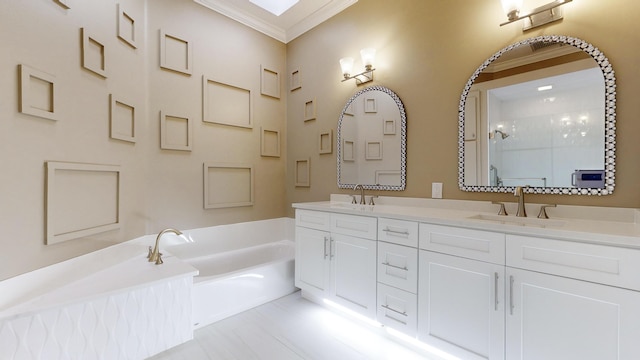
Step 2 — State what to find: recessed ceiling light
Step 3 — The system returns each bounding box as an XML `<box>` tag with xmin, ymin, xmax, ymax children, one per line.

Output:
<box><xmin>249</xmin><ymin>0</ymin><xmax>299</xmax><ymax>16</ymax></box>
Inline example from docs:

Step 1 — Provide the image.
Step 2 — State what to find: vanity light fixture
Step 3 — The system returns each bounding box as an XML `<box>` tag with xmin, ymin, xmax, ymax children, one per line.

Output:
<box><xmin>340</xmin><ymin>48</ymin><xmax>376</xmax><ymax>85</ymax></box>
<box><xmin>499</xmin><ymin>0</ymin><xmax>573</xmax><ymax>31</ymax></box>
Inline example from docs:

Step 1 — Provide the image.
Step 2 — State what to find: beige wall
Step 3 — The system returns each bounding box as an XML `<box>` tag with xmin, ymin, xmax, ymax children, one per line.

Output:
<box><xmin>1</xmin><ymin>0</ymin><xmax>638</xmax><ymax>281</ymax></box>
<box><xmin>285</xmin><ymin>0</ymin><xmax>640</xmax><ymax>214</ymax></box>
<box><xmin>0</xmin><ymin>0</ymin><xmax>287</xmax><ymax>281</ymax></box>
<box><xmin>145</xmin><ymin>0</ymin><xmax>287</xmax><ymax>231</ymax></box>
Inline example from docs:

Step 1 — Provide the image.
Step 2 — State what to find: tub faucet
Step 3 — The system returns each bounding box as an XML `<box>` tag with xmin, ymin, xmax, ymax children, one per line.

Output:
<box><xmin>353</xmin><ymin>184</ymin><xmax>365</xmax><ymax>204</ymax></box>
<box><xmin>514</xmin><ymin>186</ymin><xmax>527</xmax><ymax>217</ymax></box>
<box><xmin>148</xmin><ymin>228</ymin><xmax>183</xmax><ymax>265</ymax></box>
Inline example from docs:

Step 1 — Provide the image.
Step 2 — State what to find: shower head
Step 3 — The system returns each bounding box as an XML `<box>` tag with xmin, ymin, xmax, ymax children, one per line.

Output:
<box><xmin>490</xmin><ymin>129</ymin><xmax>509</xmax><ymax>139</ymax></box>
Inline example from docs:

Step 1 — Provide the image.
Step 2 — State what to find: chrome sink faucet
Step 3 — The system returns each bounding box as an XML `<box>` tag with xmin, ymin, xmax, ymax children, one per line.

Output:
<box><xmin>514</xmin><ymin>186</ymin><xmax>527</xmax><ymax>217</ymax></box>
<box><xmin>148</xmin><ymin>228</ymin><xmax>183</xmax><ymax>265</ymax></box>
<box><xmin>353</xmin><ymin>184</ymin><xmax>365</xmax><ymax>204</ymax></box>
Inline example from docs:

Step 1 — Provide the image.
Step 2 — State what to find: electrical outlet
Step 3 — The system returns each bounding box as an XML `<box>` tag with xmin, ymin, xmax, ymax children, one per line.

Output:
<box><xmin>432</xmin><ymin>182</ymin><xmax>443</xmax><ymax>199</ymax></box>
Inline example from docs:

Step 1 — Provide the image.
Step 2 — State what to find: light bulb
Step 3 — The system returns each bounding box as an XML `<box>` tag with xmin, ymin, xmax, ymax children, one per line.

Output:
<box><xmin>339</xmin><ymin>57</ymin><xmax>354</xmax><ymax>78</ymax></box>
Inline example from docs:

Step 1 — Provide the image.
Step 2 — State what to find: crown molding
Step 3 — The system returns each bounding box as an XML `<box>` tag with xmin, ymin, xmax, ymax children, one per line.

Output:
<box><xmin>194</xmin><ymin>0</ymin><xmax>357</xmax><ymax>43</ymax></box>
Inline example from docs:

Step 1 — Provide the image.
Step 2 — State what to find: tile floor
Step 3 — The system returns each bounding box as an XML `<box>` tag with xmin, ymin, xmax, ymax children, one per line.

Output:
<box><xmin>149</xmin><ymin>291</ymin><xmax>442</xmax><ymax>360</ymax></box>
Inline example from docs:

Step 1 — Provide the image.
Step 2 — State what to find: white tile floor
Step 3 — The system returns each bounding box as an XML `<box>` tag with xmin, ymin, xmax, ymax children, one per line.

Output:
<box><xmin>149</xmin><ymin>291</ymin><xmax>441</xmax><ymax>360</ymax></box>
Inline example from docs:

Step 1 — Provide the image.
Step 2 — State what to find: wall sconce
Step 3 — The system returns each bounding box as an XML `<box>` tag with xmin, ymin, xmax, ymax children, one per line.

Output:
<box><xmin>500</xmin><ymin>0</ymin><xmax>572</xmax><ymax>31</ymax></box>
<box><xmin>340</xmin><ymin>48</ymin><xmax>376</xmax><ymax>85</ymax></box>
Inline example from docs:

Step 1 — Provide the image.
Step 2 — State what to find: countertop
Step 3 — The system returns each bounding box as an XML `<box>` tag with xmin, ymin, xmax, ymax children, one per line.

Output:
<box><xmin>293</xmin><ymin>195</ymin><xmax>640</xmax><ymax>250</ymax></box>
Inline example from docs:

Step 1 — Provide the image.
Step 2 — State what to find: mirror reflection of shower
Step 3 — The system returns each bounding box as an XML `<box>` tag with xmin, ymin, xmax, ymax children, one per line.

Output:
<box><xmin>489</xmin><ymin>129</ymin><xmax>509</xmax><ymax>139</ymax></box>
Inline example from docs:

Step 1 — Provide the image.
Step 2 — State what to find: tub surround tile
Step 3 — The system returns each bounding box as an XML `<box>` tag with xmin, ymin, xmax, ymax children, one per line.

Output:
<box><xmin>0</xmin><ymin>277</ymin><xmax>193</xmax><ymax>360</ymax></box>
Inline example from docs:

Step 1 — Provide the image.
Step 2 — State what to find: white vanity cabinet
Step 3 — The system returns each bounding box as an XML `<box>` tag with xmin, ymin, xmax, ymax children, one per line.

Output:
<box><xmin>376</xmin><ymin>218</ymin><xmax>419</xmax><ymax>336</ymax></box>
<box><xmin>293</xmin><ymin>199</ymin><xmax>640</xmax><ymax>360</ymax></box>
<box><xmin>505</xmin><ymin>234</ymin><xmax>640</xmax><ymax>360</ymax></box>
<box><xmin>418</xmin><ymin>224</ymin><xmax>506</xmax><ymax>360</ymax></box>
<box><xmin>295</xmin><ymin>209</ymin><xmax>378</xmax><ymax>319</ymax></box>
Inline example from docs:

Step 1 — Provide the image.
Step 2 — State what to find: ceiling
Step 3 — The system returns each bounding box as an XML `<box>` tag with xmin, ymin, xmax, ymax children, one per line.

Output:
<box><xmin>194</xmin><ymin>0</ymin><xmax>358</xmax><ymax>43</ymax></box>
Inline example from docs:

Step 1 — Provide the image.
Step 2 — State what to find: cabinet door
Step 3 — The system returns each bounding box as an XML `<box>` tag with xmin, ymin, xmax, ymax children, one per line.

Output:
<box><xmin>295</xmin><ymin>226</ymin><xmax>330</xmax><ymax>298</ymax></box>
<box><xmin>330</xmin><ymin>233</ymin><xmax>377</xmax><ymax>319</ymax></box>
<box><xmin>506</xmin><ymin>268</ymin><xmax>640</xmax><ymax>360</ymax></box>
<box><xmin>418</xmin><ymin>250</ymin><xmax>505</xmax><ymax>360</ymax></box>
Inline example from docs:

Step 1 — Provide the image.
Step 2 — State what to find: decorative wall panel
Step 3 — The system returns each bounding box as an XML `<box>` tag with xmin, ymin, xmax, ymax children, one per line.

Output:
<box><xmin>295</xmin><ymin>158</ymin><xmax>310</xmax><ymax>187</ymax></box>
<box><xmin>45</xmin><ymin>162</ymin><xmax>120</xmax><ymax>245</ymax></box>
<box><xmin>203</xmin><ymin>163</ymin><xmax>254</xmax><ymax>209</ymax></box>
<box><xmin>160</xmin><ymin>111</ymin><xmax>192</xmax><ymax>151</ymax></box>
<box><xmin>53</xmin><ymin>0</ymin><xmax>70</xmax><ymax>9</ymax></box>
<box><xmin>290</xmin><ymin>69</ymin><xmax>301</xmax><ymax>91</ymax></box>
<box><xmin>109</xmin><ymin>94</ymin><xmax>136</xmax><ymax>143</ymax></box>
<box><xmin>260</xmin><ymin>65</ymin><xmax>280</xmax><ymax>99</ymax></box>
<box><xmin>203</xmin><ymin>77</ymin><xmax>252</xmax><ymax>128</ymax></box>
<box><xmin>303</xmin><ymin>98</ymin><xmax>316</xmax><ymax>121</ymax></box>
<box><xmin>343</xmin><ymin>139</ymin><xmax>355</xmax><ymax>162</ymax></box>
<box><xmin>365</xmin><ymin>140</ymin><xmax>383</xmax><ymax>160</ymax></box>
<box><xmin>383</xmin><ymin>119</ymin><xmax>396</xmax><ymax>135</ymax></box>
<box><xmin>160</xmin><ymin>30</ymin><xmax>193</xmax><ymax>75</ymax></box>
<box><xmin>18</xmin><ymin>64</ymin><xmax>58</xmax><ymax>121</ymax></box>
<box><xmin>117</xmin><ymin>3</ymin><xmax>137</xmax><ymax>48</ymax></box>
<box><xmin>319</xmin><ymin>130</ymin><xmax>333</xmax><ymax>154</ymax></box>
<box><xmin>261</xmin><ymin>127</ymin><xmax>280</xmax><ymax>157</ymax></box>
<box><xmin>81</xmin><ymin>28</ymin><xmax>107</xmax><ymax>78</ymax></box>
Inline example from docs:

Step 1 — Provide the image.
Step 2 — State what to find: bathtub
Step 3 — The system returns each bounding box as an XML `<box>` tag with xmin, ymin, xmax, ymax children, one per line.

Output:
<box><xmin>165</xmin><ymin>218</ymin><xmax>297</xmax><ymax>329</ymax></box>
<box><xmin>0</xmin><ymin>218</ymin><xmax>295</xmax><ymax>359</ymax></box>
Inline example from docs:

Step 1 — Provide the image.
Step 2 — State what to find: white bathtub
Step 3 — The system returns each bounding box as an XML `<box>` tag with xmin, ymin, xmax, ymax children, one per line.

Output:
<box><xmin>166</xmin><ymin>218</ymin><xmax>297</xmax><ymax>329</ymax></box>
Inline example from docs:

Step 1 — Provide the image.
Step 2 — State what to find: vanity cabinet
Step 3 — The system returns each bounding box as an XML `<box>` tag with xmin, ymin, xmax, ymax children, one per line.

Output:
<box><xmin>376</xmin><ymin>218</ymin><xmax>419</xmax><ymax>336</ymax></box>
<box><xmin>505</xmin><ymin>234</ymin><xmax>640</xmax><ymax>360</ymax></box>
<box><xmin>295</xmin><ymin>209</ymin><xmax>377</xmax><ymax>319</ymax></box>
<box><xmin>418</xmin><ymin>224</ymin><xmax>506</xmax><ymax>360</ymax></box>
<box><xmin>293</xmin><ymin>201</ymin><xmax>640</xmax><ymax>360</ymax></box>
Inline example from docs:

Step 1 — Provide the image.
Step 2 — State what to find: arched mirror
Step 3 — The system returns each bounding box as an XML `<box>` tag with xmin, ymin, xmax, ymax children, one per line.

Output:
<box><xmin>337</xmin><ymin>85</ymin><xmax>407</xmax><ymax>190</ymax></box>
<box><xmin>459</xmin><ymin>35</ymin><xmax>616</xmax><ymax>195</ymax></box>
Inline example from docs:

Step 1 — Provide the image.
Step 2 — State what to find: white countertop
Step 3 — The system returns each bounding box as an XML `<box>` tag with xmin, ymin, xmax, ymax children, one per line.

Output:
<box><xmin>293</xmin><ymin>195</ymin><xmax>640</xmax><ymax>249</ymax></box>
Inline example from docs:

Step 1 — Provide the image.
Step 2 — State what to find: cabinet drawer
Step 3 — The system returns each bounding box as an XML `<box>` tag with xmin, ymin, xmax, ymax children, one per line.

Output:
<box><xmin>296</xmin><ymin>209</ymin><xmax>330</xmax><ymax>231</ymax></box>
<box><xmin>378</xmin><ymin>242</ymin><xmax>418</xmax><ymax>293</ymax></box>
<box><xmin>330</xmin><ymin>213</ymin><xmax>377</xmax><ymax>240</ymax></box>
<box><xmin>377</xmin><ymin>283</ymin><xmax>417</xmax><ymax>337</ymax></box>
<box><xmin>507</xmin><ymin>235</ymin><xmax>640</xmax><ymax>291</ymax></box>
<box><xmin>419</xmin><ymin>223</ymin><xmax>505</xmax><ymax>265</ymax></box>
<box><xmin>378</xmin><ymin>218</ymin><xmax>419</xmax><ymax>247</ymax></box>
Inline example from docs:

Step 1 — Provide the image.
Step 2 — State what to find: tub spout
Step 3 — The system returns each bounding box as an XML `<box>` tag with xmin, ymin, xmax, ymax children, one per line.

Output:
<box><xmin>148</xmin><ymin>228</ymin><xmax>183</xmax><ymax>265</ymax></box>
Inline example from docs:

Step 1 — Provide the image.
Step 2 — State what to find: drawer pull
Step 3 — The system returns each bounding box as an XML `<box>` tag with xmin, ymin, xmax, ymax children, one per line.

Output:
<box><xmin>383</xmin><ymin>228</ymin><xmax>410</xmax><ymax>236</ymax></box>
<box><xmin>382</xmin><ymin>262</ymin><xmax>408</xmax><ymax>271</ymax></box>
<box><xmin>381</xmin><ymin>304</ymin><xmax>407</xmax><ymax>316</ymax></box>
<box><xmin>494</xmin><ymin>272</ymin><xmax>499</xmax><ymax>311</ymax></box>
<box><xmin>323</xmin><ymin>237</ymin><xmax>328</xmax><ymax>259</ymax></box>
<box><xmin>509</xmin><ymin>275</ymin><xmax>515</xmax><ymax>315</ymax></box>
<box><xmin>330</xmin><ymin>238</ymin><xmax>335</xmax><ymax>259</ymax></box>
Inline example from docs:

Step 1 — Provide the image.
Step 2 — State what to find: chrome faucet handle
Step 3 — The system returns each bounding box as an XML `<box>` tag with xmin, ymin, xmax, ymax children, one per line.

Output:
<box><xmin>537</xmin><ymin>204</ymin><xmax>557</xmax><ymax>219</ymax></box>
<box><xmin>147</xmin><ymin>246</ymin><xmax>153</xmax><ymax>259</ymax></box>
<box><xmin>155</xmin><ymin>252</ymin><xmax>164</xmax><ymax>265</ymax></box>
<box><xmin>351</xmin><ymin>195</ymin><xmax>357</xmax><ymax>204</ymax></box>
<box><xmin>368</xmin><ymin>196</ymin><xmax>378</xmax><ymax>206</ymax></box>
<box><xmin>491</xmin><ymin>201</ymin><xmax>508</xmax><ymax>216</ymax></box>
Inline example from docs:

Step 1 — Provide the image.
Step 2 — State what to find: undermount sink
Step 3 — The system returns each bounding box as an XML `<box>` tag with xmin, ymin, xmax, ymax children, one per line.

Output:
<box><xmin>468</xmin><ymin>214</ymin><xmax>566</xmax><ymax>228</ymax></box>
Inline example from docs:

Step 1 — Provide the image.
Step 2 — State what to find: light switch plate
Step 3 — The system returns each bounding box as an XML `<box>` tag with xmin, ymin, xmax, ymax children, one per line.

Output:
<box><xmin>432</xmin><ymin>182</ymin><xmax>443</xmax><ymax>199</ymax></box>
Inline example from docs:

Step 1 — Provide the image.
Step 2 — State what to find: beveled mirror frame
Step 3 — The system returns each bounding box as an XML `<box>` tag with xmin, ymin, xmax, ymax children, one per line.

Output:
<box><xmin>337</xmin><ymin>85</ymin><xmax>407</xmax><ymax>191</ymax></box>
<box><xmin>458</xmin><ymin>35</ymin><xmax>616</xmax><ymax>196</ymax></box>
